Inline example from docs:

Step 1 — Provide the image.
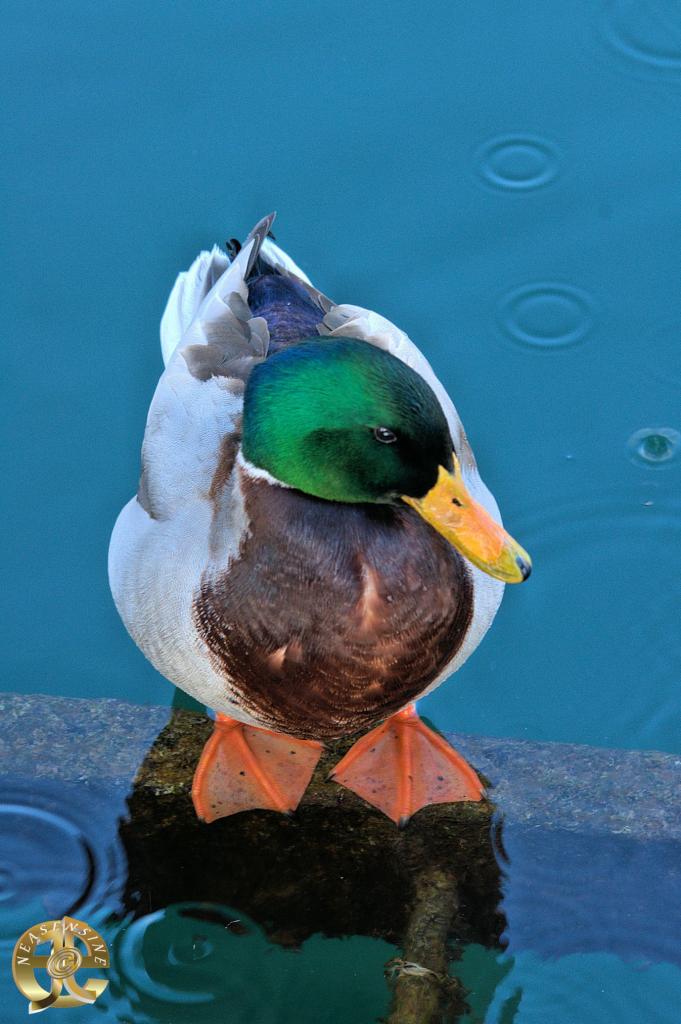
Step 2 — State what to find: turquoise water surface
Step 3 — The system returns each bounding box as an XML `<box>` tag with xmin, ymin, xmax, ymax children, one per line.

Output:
<box><xmin>2</xmin><ymin>1</ymin><xmax>680</xmax><ymax>1021</ymax></box>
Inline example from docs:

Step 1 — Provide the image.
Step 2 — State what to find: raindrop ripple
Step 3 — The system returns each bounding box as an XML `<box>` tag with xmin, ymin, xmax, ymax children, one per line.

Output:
<box><xmin>601</xmin><ymin>0</ymin><xmax>681</xmax><ymax>75</ymax></box>
<box><xmin>498</xmin><ymin>283</ymin><xmax>594</xmax><ymax>349</ymax></box>
<box><xmin>627</xmin><ymin>427</ymin><xmax>681</xmax><ymax>467</ymax></box>
<box><xmin>112</xmin><ymin>903</ymin><xmax>270</xmax><ymax>1020</ymax></box>
<box><xmin>475</xmin><ymin>133</ymin><xmax>560</xmax><ymax>192</ymax></box>
<box><xmin>0</xmin><ymin>779</ymin><xmax>126</xmax><ymax>943</ymax></box>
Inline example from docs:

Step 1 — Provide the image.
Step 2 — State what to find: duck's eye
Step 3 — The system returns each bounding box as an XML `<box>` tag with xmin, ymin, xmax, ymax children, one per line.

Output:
<box><xmin>373</xmin><ymin>426</ymin><xmax>397</xmax><ymax>444</ymax></box>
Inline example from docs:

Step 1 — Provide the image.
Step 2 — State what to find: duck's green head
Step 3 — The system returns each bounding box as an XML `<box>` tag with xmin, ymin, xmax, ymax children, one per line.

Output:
<box><xmin>243</xmin><ymin>338</ymin><xmax>452</xmax><ymax>504</ymax></box>
<box><xmin>242</xmin><ymin>338</ymin><xmax>531</xmax><ymax>583</ymax></box>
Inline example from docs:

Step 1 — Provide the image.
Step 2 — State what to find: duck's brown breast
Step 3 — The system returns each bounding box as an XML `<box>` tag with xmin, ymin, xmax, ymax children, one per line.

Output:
<box><xmin>194</xmin><ymin>476</ymin><xmax>473</xmax><ymax>739</ymax></box>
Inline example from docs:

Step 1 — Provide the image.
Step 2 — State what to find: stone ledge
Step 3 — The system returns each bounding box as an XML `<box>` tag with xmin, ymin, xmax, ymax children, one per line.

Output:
<box><xmin>1</xmin><ymin>691</ymin><xmax>678</xmax><ymax>839</ymax></box>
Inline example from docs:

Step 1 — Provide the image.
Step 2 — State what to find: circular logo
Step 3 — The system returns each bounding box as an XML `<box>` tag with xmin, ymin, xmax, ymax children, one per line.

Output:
<box><xmin>47</xmin><ymin>946</ymin><xmax>83</xmax><ymax>979</ymax></box>
<box><xmin>12</xmin><ymin>916</ymin><xmax>109</xmax><ymax>1013</ymax></box>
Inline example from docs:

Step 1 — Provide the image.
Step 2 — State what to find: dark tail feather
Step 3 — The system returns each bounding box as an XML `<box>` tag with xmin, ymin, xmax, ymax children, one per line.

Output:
<box><xmin>226</xmin><ymin>213</ymin><xmax>277</xmax><ymax>280</ymax></box>
<box><xmin>225</xmin><ymin>213</ymin><xmax>337</xmax><ymax>351</ymax></box>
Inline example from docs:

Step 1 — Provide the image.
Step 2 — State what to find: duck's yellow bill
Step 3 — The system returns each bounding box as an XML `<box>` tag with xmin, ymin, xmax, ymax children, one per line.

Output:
<box><xmin>402</xmin><ymin>457</ymin><xmax>532</xmax><ymax>583</ymax></box>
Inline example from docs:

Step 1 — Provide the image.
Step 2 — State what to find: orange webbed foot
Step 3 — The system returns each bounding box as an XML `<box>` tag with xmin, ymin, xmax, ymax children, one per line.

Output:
<box><xmin>330</xmin><ymin>704</ymin><xmax>483</xmax><ymax>826</ymax></box>
<box><xmin>192</xmin><ymin>713</ymin><xmax>324</xmax><ymax>823</ymax></box>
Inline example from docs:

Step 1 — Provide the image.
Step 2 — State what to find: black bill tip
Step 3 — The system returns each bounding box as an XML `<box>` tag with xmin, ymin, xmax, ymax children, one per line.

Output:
<box><xmin>515</xmin><ymin>555</ymin><xmax>532</xmax><ymax>581</ymax></box>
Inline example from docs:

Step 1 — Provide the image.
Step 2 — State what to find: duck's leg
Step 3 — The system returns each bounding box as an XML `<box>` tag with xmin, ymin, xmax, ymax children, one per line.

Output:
<box><xmin>192</xmin><ymin>713</ymin><xmax>323</xmax><ymax>823</ymax></box>
<box><xmin>330</xmin><ymin>704</ymin><xmax>483</xmax><ymax>826</ymax></box>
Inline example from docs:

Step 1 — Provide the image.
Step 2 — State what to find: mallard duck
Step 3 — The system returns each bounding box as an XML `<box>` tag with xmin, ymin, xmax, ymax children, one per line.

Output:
<box><xmin>109</xmin><ymin>214</ymin><xmax>531</xmax><ymax>826</ymax></box>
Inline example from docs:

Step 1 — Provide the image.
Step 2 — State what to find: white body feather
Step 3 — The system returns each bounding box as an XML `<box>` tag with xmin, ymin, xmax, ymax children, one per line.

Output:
<box><xmin>108</xmin><ymin>229</ymin><xmax>504</xmax><ymax>725</ymax></box>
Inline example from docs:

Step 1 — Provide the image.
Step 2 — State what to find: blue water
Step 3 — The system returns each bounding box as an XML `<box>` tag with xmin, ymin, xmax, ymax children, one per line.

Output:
<box><xmin>2</xmin><ymin>1</ymin><xmax>680</xmax><ymax>1021</ymax></box>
